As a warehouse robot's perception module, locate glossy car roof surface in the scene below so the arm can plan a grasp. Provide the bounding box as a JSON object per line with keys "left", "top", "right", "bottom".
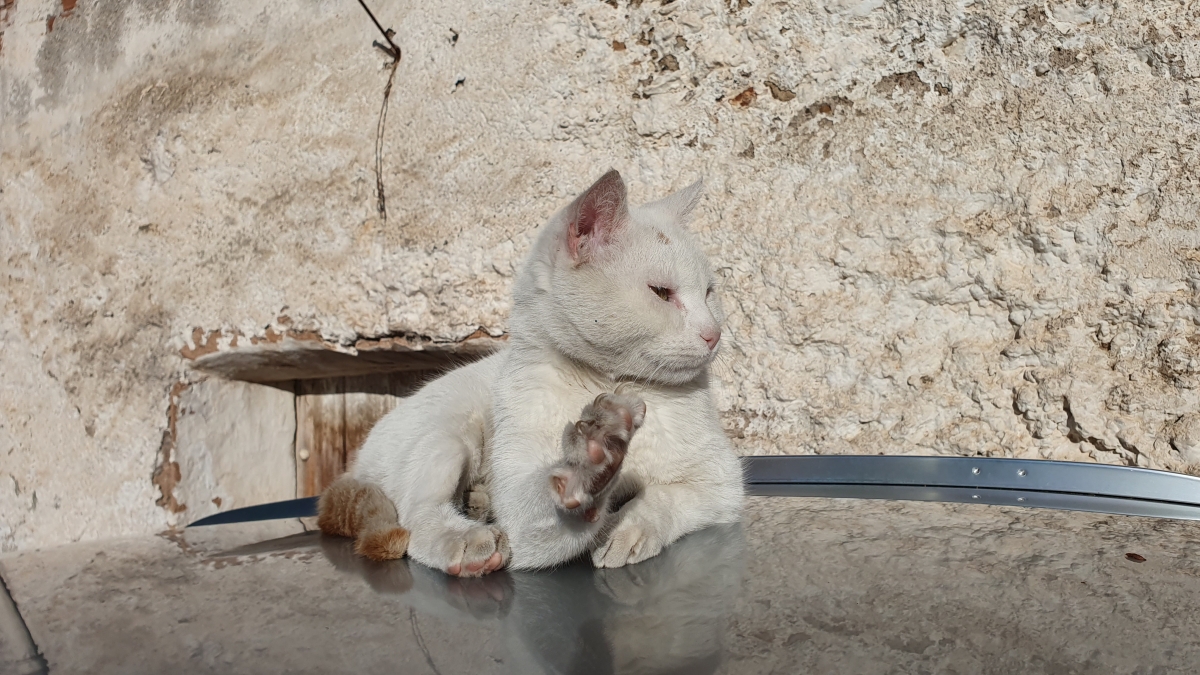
{"left": 3, "top": 494, "right": 1200, "bottom": 674}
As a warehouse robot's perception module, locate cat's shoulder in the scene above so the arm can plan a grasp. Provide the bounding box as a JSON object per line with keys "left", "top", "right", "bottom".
{"left": 493, "top": 346, "right": 606, "bottom": 410}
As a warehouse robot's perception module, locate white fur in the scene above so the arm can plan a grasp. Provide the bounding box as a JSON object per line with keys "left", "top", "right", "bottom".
{"left": 352, "top": 171, "right": 744, "bottom": 572}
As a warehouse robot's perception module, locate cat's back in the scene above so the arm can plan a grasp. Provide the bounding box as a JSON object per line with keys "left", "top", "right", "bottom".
{"left": 352, "top": 349, "right": 507, "bottom": 480}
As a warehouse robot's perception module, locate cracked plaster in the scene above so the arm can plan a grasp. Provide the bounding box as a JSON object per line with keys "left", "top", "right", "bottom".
{"left": 2, "top": 0, "right": 1199, "bottom": 550}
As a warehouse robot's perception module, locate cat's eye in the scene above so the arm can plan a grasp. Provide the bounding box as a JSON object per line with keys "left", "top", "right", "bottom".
{"left": 706, "top": 285, "right": 715, "bottom": 297}
{"left": 649, "top": 285, "right": 673, "bottom": 302}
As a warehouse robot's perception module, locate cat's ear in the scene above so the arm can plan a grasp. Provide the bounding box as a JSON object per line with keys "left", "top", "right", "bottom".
{"left": 643, "top": 178, "right": 704, "bottom": 225}
{"left": 566, "top": 169, "right": 629, "bottom": 264}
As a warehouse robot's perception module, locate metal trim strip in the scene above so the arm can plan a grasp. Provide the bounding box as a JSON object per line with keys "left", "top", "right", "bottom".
{"left": 187, "top": 455, "right": 1200, "bottom": 527}
{"left": 743, "top": 455, "right": 1200, "bottom": 503}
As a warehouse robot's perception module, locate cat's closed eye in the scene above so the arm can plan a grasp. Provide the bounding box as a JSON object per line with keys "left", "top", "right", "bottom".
{"left": 649, "top": 285, "right": 673, "bottom": 302}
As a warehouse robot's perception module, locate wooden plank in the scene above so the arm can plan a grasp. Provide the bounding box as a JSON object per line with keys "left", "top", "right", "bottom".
{"left": 295, "top": 369, "right": 456, "bottom": 496}
{"left": 343, "top": 374, "right": 399, "bottom": 466}
{"left": 340, "top": 370, "right": 445, "bottom": 465}
{"left": 295, "top": 378, "right": 346, "bottom": 498}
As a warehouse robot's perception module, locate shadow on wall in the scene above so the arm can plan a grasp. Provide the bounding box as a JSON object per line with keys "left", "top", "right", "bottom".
{"left": 321, "top": 523, "right": 747, "bottom": 675}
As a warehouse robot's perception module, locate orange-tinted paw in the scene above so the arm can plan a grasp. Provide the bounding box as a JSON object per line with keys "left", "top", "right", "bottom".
{"left": 354, "top": 527, "right": 411, "bottom": 561}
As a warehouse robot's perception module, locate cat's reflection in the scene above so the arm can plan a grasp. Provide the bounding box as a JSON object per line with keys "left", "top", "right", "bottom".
{"left": 321, "top": 524, "right": 745, "bottom": 675}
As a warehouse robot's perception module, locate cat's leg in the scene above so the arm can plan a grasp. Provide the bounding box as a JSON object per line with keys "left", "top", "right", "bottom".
{"left": 491, "top": 392, "right": 648, "bottom": 569}
{"left": 396, "top": 446, "right": 511, "bottom": 577}
{"left": 592, "top": 454, "right": 743, "bottom": 569}
{"left": 548, "top": 393, "right": 647, "bottom": 523}
{"left": 404, "top": 502, "right": 510, "bottom": 578}
{"left": 347, "top": 444, "right": 507, "bottom": 576}
{"left": 318, "top": 475, "right": 411, "bottom": 561}
{"left": 349, "top": 353, "right": 508, "bottom": 577}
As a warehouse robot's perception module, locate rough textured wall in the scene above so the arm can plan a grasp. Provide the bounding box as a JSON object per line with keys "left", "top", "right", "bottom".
{"left": 171, "top": 379, "right": 296, "bottom": 524}
{"left": 2, "top": 0, "right": 1198, "bottom": 551}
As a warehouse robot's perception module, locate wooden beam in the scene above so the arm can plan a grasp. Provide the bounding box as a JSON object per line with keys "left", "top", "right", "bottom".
{"left": 295, "top": 378, "right": 346, "bottom": 497}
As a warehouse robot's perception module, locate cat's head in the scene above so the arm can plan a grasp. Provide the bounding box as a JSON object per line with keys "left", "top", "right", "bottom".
{"left": 512, "top": 170, "right": 724, "bottom": 386}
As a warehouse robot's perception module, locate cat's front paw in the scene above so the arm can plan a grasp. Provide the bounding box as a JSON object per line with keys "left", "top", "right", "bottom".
{"left": 550, "top": 393, "right": 647, "bottom": 521}
{"left": 592, "top": 514, "right": 665, "bottom": 568}
{"left": 442, "top": 525, "right": 510, "bottom": 578}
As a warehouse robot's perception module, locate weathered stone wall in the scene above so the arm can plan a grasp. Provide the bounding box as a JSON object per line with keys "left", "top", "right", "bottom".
{"left": 2, "top": 0, "right": 1198, "bottom": 551}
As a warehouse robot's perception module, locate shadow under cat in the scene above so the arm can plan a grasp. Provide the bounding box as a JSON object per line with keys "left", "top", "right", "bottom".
{"left": 320, "top": 524, "right": 746, "bottom": 675}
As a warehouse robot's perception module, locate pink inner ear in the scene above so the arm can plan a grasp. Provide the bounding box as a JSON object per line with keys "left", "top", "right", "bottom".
{"left": 568, "top": 170, "right": 628, "bottom": 262}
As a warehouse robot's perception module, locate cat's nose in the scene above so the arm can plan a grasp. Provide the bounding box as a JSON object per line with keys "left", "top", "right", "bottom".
{"left": 701, "top": 328, "right": 721, "bottom": 351}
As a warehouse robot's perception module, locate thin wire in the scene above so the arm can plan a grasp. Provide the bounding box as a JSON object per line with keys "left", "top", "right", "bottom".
{"left": 376, "top": 58, "right": 399, "bottom": 222}
{"left": 355, "top": 0, "right": 402, "bottom": 222}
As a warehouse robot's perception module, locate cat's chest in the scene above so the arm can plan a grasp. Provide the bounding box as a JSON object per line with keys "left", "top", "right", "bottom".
{"left": 623, "top": 394, "right": 708, "bottom": 477}
{"left": 496, "top": 372, "right": 600, "bottom": 426}
{"left": 495, "top": 367, "right": 707, "bottom": 474}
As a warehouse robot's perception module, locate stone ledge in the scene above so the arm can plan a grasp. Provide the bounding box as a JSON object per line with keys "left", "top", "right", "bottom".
{"left": 182, "top": 327, "right": 506, "bottom": 382}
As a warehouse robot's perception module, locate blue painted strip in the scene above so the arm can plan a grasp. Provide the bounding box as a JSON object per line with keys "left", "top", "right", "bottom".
{"left": 188, "top": 496, "right": 319, "bottom": 527}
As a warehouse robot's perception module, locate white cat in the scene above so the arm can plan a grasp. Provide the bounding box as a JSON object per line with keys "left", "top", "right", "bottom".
{"left": 318, "top": 170, "right": 744, "bottom": 575}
